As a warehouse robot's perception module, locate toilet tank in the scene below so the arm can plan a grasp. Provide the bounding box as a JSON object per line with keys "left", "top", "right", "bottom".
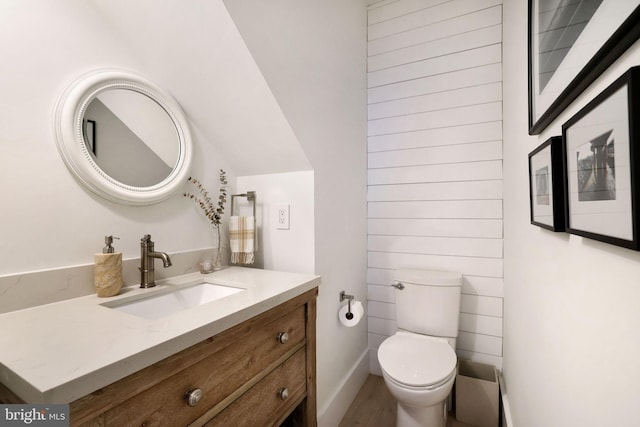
{"left": 393, "top": 269, "right": 462, "bottom": 338}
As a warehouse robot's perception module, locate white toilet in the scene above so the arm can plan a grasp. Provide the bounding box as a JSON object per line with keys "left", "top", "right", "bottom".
{"left": 377, "top": 269, "right": 462, "bottom": 427}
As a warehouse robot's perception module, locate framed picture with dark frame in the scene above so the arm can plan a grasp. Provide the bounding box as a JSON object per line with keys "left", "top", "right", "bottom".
{"left": 83, "top": 119, "right": 96, "bottom": 155}
{"left": 529, "top": 136, "right": 565, "bottom": 231}
{"left": 528, "top": 0, "right": 640, "bottom": 135}
{"left": 562, "top": 67, "right": 640, "bottom": 250}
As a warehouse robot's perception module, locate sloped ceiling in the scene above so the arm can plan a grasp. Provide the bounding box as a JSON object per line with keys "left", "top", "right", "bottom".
{"left": 88, "top": 0, "right": 310, "bottom": 176}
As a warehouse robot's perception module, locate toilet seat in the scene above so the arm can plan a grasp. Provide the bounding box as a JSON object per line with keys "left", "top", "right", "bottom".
{"left": 378, "top": 333, "right": 457, "bottom": 388}
{"left": 382, "top": 365, "right": 456, "bottom": 391}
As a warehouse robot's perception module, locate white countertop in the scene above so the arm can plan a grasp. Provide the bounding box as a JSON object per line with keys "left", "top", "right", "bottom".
{"left": 0, "top": 267, "right": 320, "bottom": 403}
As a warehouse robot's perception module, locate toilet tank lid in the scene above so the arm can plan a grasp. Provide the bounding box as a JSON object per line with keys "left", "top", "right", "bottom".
{"left": 393, "top": 269, "right": 462, "bottom": 287}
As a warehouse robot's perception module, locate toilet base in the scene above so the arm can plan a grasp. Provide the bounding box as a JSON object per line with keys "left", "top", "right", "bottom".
{"left": 397, "top": 400, "right": 447, "bottom": 427}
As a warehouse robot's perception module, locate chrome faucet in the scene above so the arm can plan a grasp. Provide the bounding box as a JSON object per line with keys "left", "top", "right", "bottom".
{"left": 139, "top": 234, "right": 172, "bottom": 288}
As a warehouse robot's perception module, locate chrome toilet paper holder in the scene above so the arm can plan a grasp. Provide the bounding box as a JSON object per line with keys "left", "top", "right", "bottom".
{"left": 340, "top": 291, "right": 355, "bottom": 320}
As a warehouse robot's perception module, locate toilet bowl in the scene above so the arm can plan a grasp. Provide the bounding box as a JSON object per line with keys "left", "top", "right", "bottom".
{"left": 378, "top": 331, "right": 457, "bottom": 427}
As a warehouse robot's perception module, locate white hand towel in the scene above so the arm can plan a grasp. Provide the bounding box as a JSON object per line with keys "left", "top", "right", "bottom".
{"left": 229, "top": 216, "right": 256, "bottom": 265}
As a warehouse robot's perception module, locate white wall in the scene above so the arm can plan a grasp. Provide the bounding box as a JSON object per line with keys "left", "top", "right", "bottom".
{"left": 0, "top": 0, "right": 312, "bottom": 279}
{"left": 367, "top": 0, "right": 504, "bottom": 374}
{"left": 223, "top": 1, "right": 369, "bottom": 425}
{"left": 0, "top": 1, "right": 218, "bottom": 276}
{"left": 236, "top": 172, "right": 315, "bottom": 274}
{"left": 88, "top": 0, "right": 311, "bottom": 177}
{"left": 503, "top": 2, "right": 640, "bottom": 427}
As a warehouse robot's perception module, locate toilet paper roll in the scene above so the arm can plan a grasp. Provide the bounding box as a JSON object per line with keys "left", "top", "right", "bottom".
{"left": 338, "top": 301, "right": 364, "bottom": 327}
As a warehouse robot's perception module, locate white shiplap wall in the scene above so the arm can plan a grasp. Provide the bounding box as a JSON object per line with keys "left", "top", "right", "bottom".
{"left": 367, "top": 0, "right": 504, "bottom": 373}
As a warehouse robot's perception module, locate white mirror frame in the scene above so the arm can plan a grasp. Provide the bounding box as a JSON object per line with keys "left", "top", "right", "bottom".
{"left": 54, "top": 69, "right": 193, "bottom": 205}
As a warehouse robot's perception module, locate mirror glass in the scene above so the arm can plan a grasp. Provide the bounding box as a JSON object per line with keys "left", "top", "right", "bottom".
{"left": 54, "top": 69, "right": 193, "bottom": 205}
{"left": 83, "top": 89, "right": 180, "bottom": 187}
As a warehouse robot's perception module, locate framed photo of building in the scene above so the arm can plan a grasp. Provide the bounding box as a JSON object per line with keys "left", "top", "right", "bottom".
{"left": 529, "top": 136, "right": 565, "bottom": 231}
{"left": 83, "top": 119, "right": 96, "bottom": 155}
{"left": 562, "top": 67, "right": 640, "bottom": 249}
{"left": 528, "top": 0, "right": 640, "bottom": 135}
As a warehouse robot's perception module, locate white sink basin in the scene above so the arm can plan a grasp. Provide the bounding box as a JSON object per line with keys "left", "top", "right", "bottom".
{"left": 104, "top": 282, "right": 245, "bottom": 319}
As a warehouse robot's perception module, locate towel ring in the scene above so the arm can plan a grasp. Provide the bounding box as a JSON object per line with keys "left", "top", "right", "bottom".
{"left": 230, "top": 191, "right": 257, "bottom": 248}
{"left": 230, "top": 191, "right": 256, "bottom": 218}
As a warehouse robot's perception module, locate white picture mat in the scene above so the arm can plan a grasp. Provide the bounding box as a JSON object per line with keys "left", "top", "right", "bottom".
{"left": 532, "top": 0, "right": 639, "bottom": 122}
{"left": 530, "top": 144, "right": 554, "bottom": 226}
{"left": 565, "top": 85, "right": 631, "bottom": 240}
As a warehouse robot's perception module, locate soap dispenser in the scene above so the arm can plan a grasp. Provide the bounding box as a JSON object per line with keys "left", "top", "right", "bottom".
{"left": 94, "top": 235, "right": 123, "bottom": 297}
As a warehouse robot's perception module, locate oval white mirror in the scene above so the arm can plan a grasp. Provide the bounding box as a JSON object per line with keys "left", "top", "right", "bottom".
{"left": 54, "top": 69, "right": 193, "bottom": 205}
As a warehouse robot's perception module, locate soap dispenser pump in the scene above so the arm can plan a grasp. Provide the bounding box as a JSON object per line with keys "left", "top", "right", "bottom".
{"left": 103, "top": 235, "right": 119, "bottom": 253}
{"left": 94, "top": 235, "right": 123, "bottom": 297}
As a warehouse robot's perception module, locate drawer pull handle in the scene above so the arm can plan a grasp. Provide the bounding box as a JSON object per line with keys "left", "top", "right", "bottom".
{"left": 278, "top": 387, "right": 289, "bottom": 401}
{"left": 184, "top": 388, "right": 203, "bottom": 407}
{"left": 277, "top": 332, "right": 289, "bottom": 344}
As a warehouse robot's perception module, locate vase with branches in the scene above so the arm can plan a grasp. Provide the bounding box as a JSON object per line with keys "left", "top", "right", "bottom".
{"left": 184, "top": 169, "right": 228, "bottom": 271}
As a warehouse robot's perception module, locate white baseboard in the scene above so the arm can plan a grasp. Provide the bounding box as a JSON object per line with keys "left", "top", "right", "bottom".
{"left": 317, "top": 348, "right": 370, "bottom": 427}
{"left": 498, "top": 373, "right": 514, "bottom": 427}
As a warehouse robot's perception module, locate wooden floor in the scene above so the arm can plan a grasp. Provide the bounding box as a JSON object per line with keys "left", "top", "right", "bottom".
{"left": 339, "top": 375, "right": 474, "bottom": 427}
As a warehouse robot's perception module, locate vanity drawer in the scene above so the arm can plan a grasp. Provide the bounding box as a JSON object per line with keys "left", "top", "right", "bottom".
{"left": 99, "top": 305, "right": 306, "bottom": 427}
{"left": 204, "top": 347, "right": 306, "bottom": 427}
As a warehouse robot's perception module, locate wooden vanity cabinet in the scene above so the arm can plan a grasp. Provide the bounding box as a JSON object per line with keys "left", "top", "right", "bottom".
{"left": 68, "top": 287, "right": 317, "bottom": 427}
